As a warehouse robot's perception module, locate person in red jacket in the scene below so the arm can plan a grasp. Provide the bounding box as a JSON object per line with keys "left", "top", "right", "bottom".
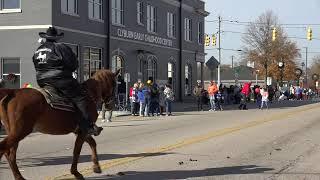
{"left": 239, "top": 82, "right": 252, "bottom": 110}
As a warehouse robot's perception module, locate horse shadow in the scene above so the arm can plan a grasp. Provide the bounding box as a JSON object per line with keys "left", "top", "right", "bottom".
{"left": 86, "top": 165, "right": 274, "bottom": 180}
{"left": 1, "top": 152, "right": 172, "bottom": 168}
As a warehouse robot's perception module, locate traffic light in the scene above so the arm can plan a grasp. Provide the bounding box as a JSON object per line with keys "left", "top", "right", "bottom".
{"left": 205, "top": 34, "right": 210, "bottom": 47}
{"left": 272, "top": 27, "right": 277, "bottom": 41}
{"left": 212, "top": 34, "right": 217, "bottom": 46}
{"left": 307, "top": 27, "right": 312, "bottom": 41}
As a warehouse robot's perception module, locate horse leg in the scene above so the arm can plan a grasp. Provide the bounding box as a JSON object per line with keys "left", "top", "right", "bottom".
{"left": 5, "top": 144, "right": 25, "bottom": 180}
{"left": 70, "top": 134, "right": 86, "bottom": 180}
{"left": 85, "top": 136, "right": 101, "bottom": 173}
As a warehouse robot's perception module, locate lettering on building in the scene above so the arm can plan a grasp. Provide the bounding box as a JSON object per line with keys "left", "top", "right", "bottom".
{"left": 117, "top": 28, "right": 173, "bottom": 47}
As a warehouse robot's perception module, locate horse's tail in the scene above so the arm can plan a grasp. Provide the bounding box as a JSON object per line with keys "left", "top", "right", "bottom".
{"left": 0, "top": 93, "right": 14, "bottom": 131}
{"left": 0, "top": 93, "right": 14, "bottom": 153}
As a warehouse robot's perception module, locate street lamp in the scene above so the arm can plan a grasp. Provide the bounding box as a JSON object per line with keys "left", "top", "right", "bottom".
{"left": 278, "top": 61, "right": 285, "bottom": 87}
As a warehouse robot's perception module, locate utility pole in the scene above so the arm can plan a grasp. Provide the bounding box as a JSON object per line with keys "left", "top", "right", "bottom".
{"left": 305, "top": 47, "right": 308, "bottom": 87}
{"left": 231, "top": 55, "right": 234, "bottom": 70}
{"left": 217, "top": 16, "right": 222, "bottom": 86}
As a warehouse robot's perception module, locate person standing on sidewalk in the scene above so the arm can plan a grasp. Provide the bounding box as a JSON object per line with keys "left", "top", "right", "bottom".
{"left": 164, "top": 84, "right": 174, "bottom": 116}
{"left": 159, "top": 86, "right": 166, "bottom": 115}
{"left": 255, "top": 86, "right": 262, "bottom": 109}
{"left": 208, "top": 81, "right": 218, "bottom": 111}
{"left": 138, "top": 83, "right": 146, "bottom": 117}
{"left": 193, "top": 82, "right": 204, "bottom": 111}
{"left": 260, "top": 87, "right": 269, "bottom": 110}
{"left": 101, "top": 102, "right": 113, "bottom": 123}
{"left": 239, "top": 82, "right": 252, "bottom": 110}
{"left": 130, "top": 83, "right": 139, "bottom": 116}
{"left": 144, "top": 80, "right": 152, "bottom": 116}
{"left": 215, "top": 90, "right": 223, "bottom": 111}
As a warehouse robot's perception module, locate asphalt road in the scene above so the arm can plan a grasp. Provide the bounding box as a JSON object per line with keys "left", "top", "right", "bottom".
{"left": 1, "top": 100, "right": 320, "bottom": 180}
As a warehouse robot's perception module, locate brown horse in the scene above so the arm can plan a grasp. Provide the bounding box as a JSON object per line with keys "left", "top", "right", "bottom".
{"left": 0, "top": 69, "right": 119, "bottom": 180}
{"left": 0, "top": 88, "right": 17, "bottom": 130}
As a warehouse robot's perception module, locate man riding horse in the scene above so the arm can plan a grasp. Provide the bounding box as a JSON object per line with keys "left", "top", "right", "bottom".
{"left": 32, "top": 27, "right": 103, "bottom": 136}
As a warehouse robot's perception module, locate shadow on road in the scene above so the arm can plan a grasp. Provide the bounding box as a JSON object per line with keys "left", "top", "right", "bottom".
{"left": 173, "top": 100, "right": 320, "bottom": 112}
{"left": 0, "top": 152, "right": 172, "bottom": 168}
{"left": 86, "top": 165, "right": 274, "bottom": 180}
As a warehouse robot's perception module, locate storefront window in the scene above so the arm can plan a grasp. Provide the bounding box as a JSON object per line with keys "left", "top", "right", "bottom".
{"left": 83, "top": 47, "right": 102, "bottom": 80}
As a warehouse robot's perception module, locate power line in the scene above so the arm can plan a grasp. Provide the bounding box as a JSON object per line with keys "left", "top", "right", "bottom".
{"left": 205, "top": 31, "right": 320, "bottom": 41}
{"left": 206, "top": 20, "right": 320, "bottom": 26}
{"left": 205, "top": 48, "right": 242, "bottom": 52}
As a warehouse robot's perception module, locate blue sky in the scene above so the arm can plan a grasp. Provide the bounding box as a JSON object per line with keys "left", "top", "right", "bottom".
{"left": 203, "top": 0, "right": 320, "bottom": 67}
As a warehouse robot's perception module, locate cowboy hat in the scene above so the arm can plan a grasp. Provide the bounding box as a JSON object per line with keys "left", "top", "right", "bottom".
{"left": 39, "top": 27, "right": 64, "bottom": 40}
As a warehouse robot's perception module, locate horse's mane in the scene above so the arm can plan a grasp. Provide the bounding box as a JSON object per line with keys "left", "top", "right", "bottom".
{"left": 91, "top": 69, "right": 114, "bottom": 83}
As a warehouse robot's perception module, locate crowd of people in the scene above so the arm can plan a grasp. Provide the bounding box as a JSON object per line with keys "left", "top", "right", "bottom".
{"left": 129, "top": 80, "right": 175, "bottom": 117}
{"left": 193, "top": 81, "right": 319, "bottom": 111}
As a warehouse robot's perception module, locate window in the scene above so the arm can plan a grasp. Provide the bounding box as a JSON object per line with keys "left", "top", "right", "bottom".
{"left": 146, "top": 56, "right": 157, "bottom": 81}
{"left": 1, "top": 58, "right": 20, "bottom": 89}
{"left": 112, "top": 0, "right": 123, "bottom": 25}
{"left": 184, "top": 18, "right": 192, "bottom": 41}
{"left": 147, "top": 5, "right": 156, "bottom": 33}
{"left": 83, "top": 47, "right": 102, "bottom": 80}
{"left": 0, "top": 0, "right": 21, "bottom": 13}
{"left": 198, "top": 22, "right": 203, "bottom": 44}
{"left": 111, "top": 55, "right": 124, "bottom": 76}
{"left": 61, "top": 0, "right": 78, "bottom": 15}
{"left": 167, "top": 12, "right": 175, "bottom": 38}
{"left": 185, "top": 64, "right": 192, "bottom": 96}
{"left": 89, "top": 0, "right": 103, "bottom": 20}
{"left": 139, "top": 55, "right": 157, "bottom": 82}
{"left": 137, "top": 1, "right": 143, "bottom": 25}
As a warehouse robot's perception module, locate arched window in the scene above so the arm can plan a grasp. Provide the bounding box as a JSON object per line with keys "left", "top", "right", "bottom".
{"left": 111, "top": 55, "right": 125, "bottom": 76}
{"left": 146, "top": 55, "right": 157, "bottom": 82}
{"left": 137, "top": 54, "right": 157, "bottom": 83}
{"left": 185, "top": 64, "right": 192, "bottom": 96}
{"left": 168, "top": 62, "right": 175, "bottom": 91}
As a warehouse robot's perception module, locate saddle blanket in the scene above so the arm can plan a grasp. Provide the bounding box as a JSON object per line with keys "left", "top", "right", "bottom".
{"left": 33, "top": 86, "right": 76, "bottom": 112}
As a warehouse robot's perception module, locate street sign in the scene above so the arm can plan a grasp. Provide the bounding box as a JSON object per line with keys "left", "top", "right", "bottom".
{"left": 124, "top": 73, "right": 130, "bottom": 82}
{"left": 205, "top": 56, "right": 219, "bottom": 70}
{"left": 267, "top": 77, "right": 272, "bottom": 85}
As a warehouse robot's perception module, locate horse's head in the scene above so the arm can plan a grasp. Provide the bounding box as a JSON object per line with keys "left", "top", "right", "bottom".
{"left": 86, "top": 69, "right": 120, "bottom": 109}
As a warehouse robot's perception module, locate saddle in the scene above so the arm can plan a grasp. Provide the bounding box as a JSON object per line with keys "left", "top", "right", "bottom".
{"left": 34, "top": 86, "right": 76, "bottom": 112}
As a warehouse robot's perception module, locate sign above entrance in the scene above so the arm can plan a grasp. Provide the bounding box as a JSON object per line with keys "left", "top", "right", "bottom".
{"left": 117, "top": 28, "right": 173, "bottom": 47}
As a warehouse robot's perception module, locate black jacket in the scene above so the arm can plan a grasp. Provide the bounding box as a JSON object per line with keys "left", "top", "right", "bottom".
{"left": 32, "top": 42, "right": 78, "bottom": 81}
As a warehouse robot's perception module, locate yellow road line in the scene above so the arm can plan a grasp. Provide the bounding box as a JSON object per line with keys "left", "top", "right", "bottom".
{"left": 47, "top": 103, "right": 320, "bottom": 180}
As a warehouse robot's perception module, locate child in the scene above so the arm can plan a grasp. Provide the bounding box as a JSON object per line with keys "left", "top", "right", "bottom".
{"left": 260, "top": 88, "right": 269, "bottom": 110}
{"left": 215, "top": 90, "right": 223, "bottom": 111}
{"left": 130, "top": 83, "right": 139, "bottom": 116}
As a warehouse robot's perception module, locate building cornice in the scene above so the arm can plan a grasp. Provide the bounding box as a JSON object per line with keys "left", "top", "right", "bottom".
{"left": 161, "top": 0, "right": 209, "bottom": 16}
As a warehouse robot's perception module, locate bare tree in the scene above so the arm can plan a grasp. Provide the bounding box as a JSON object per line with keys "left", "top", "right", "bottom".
{"left": 310, "top": 55, "right": 320, "bottom": 74}
{"left": 241, "top": 11, "right": 300, "bottom": 85}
